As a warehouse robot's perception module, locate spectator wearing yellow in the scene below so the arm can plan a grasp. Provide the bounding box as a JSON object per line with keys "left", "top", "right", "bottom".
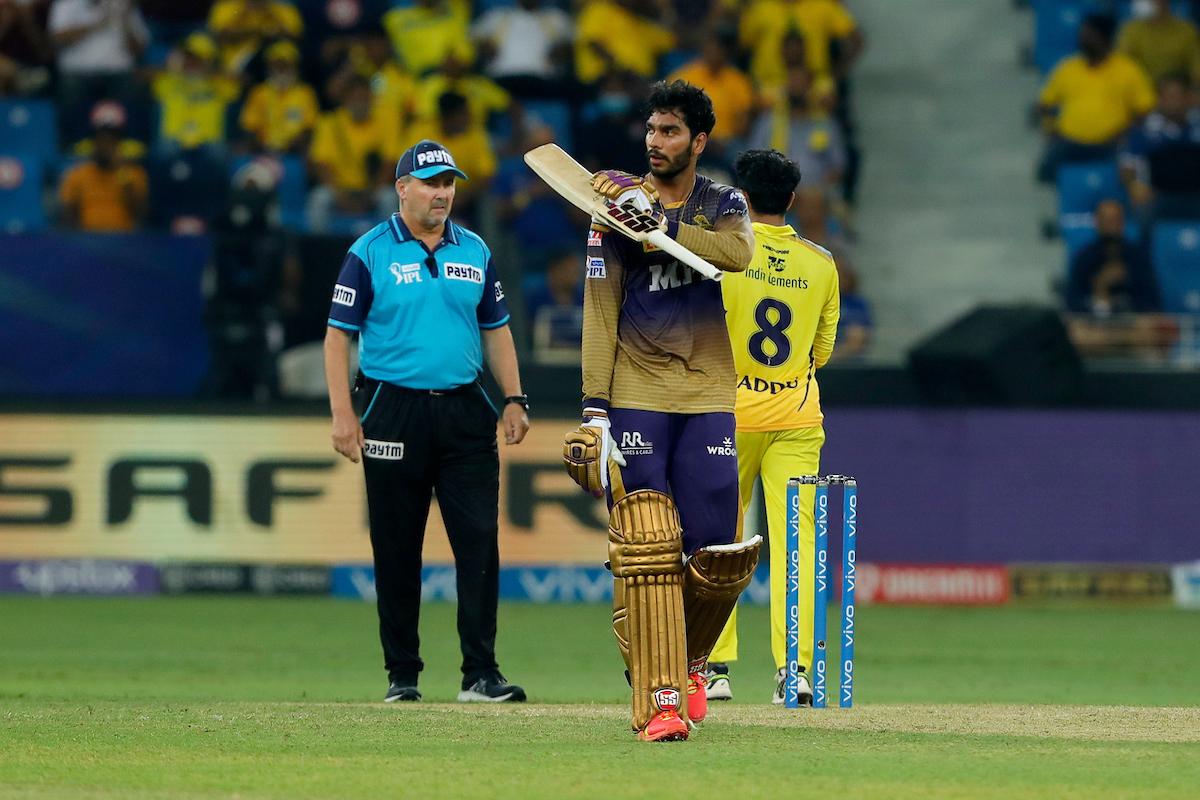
{"left": 749, "top": 66, "right": 846, "bottom": 194}
{"left": 383, "top": 0, "right": 473, "bottom": 76}
{"left": 240, "top": 41, "right": 318, "bottom": 154}
{"left": 59, "top": 102, "right": 148, "bottom": 232}
{"left": 207, "top": 0, "right": 303, "bottom": 75}
{"left": 307, "top": 73, "right": 394, "bottom": 232}
{"left": 667, "top": 31, "right": 755, "bottom": 144}
{"left": 152, "top": 33, "right": 240, "bottom": 154}
{"left": 414, "top": 54, "right": 511, "bottom": 131}
{"left": 406, "top": 92, "right": 497, "bottom": 224}
{"left": 575, "top": 0, "right": 675, "bottom": 85}
{"left": 1118, "top": 0, "right": 1200, "bottom": 84}
{"left": 756, "top": 30, "right": 836, "bottom": 116}
{"left": 738, "top": 0, "right": 862, "bottom": 89}
{"left": 1037, "top": 14, "right": 1155, "bottom": 181}
{"left": 325, "top": 32, "right": 418, "bottom": 160}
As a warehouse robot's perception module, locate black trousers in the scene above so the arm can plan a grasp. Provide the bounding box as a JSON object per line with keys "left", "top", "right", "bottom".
{"left": 357, "top": 377, "right": 501, "bottom": 687}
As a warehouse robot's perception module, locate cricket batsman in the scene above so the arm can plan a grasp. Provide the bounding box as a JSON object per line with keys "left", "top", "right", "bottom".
{"left": 706, "top": 149, "right": 840, "bottom": 705}
{"left": 561, "top": 80, "right": 762, "bottom": 742}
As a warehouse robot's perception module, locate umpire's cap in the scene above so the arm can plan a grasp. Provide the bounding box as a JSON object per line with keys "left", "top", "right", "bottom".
{"left": 395, "top": 139, "right": 469, "bottom": 181}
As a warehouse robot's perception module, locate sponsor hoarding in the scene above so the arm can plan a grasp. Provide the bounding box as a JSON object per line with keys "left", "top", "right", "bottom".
{"left": 856, "top": 564, "right": 1010, "bottom": 606}
{"left": 332, "top": 564, "right": 775, "bottom": 605}
{"left": 0, "top": 415, "right": 608, "bottom": 565}
{"left": 0, "top": 559, "right": 159, "bottom": 595}
{"left": 1171, "top": 562, "right": 1200, "bottom": 609}
{"left": 1010, "top": 565, "right": 1173, "bottom": 600}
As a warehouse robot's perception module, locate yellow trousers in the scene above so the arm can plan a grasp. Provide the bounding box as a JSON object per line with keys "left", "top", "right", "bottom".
{"left": 709, "top": 425, "right": 824, "bottom": 670}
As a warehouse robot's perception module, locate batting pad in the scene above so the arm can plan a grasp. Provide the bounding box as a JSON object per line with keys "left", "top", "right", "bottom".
{"left": 609, "top": 490, "right": 687, "bottom": 731}
{"left": 683, "top": 535, "right": 763, "bottom": 669}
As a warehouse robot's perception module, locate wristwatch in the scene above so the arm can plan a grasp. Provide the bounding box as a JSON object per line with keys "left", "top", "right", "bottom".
{"left": 504, "top": 394, "right": 529, "bottom": 411}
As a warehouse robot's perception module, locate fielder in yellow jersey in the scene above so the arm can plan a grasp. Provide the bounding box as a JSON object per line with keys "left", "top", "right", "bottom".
{"left": 707, "top": 149, "right": 840, "bottom": 705}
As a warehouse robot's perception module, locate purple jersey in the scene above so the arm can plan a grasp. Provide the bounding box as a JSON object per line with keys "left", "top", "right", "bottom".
{"left": 581, "top": 175, "right": 749, "bottom": 414}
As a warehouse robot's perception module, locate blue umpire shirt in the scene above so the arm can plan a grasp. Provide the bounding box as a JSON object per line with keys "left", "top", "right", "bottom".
{"left": 327, "top": 213, "right": 510, "bottom": 389}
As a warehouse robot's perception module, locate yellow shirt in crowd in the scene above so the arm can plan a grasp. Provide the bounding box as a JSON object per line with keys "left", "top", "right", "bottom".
{"left": 739, "top": 0, "right": 857, "bottom": 88}
{"left": 240, "top": 81, "right": 319, "bottom": 152}
{"left": 575, "top": 0, "right": 675, "bottom": 84}
{"left": 372, "top": 62, "right": 419, "bottom": 158}
{"left": 414, "top": 73, "right": 511, "bottom": 130}
{"left": 722, "top": 222, "right": 840, "bottom": 432}
{"left": 58, "top": 161, "right": 149, "bottom": 232}
{"left": 667, "top": 60, "right": 756, "bottom": 141}
{"left": 207, "top": 0, "right": 304, "bottom": 74}
{"left": 309, "top": 108, "right": 390, "bottom": 192}
{"left": 152, "top": 73, "right": 240, "bottom": 149}
{"left": 1117, "top": 16, "right": 1200, "bottom": 83}
{"left": 382, "top": 0, "right": 472, "bottom": 75}
{"left": 1039, "top": 53, "right": 1156, "bottom": 144}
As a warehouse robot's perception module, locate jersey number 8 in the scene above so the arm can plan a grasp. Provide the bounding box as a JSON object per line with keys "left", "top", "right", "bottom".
{"left": 748, "top": 298, "right": 793, "bottom": 367}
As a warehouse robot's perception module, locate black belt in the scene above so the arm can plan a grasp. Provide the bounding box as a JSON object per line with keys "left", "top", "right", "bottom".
{"left": 359, "top": 373, "right": 475, "bottom": 397}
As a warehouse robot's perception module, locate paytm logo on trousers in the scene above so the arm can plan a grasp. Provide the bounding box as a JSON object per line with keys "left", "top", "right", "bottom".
{"left": 363, "top": 439, "right": 404, "bottom": 460}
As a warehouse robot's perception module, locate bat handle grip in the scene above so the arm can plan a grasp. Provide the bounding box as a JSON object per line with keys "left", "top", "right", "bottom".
{"left": 647, "top": 231, "right": 724, "bottom": 282}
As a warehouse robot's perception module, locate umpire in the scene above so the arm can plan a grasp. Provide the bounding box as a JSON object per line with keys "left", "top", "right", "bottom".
{"left": 324, "top": 139, "right": 530, "bottom": 703}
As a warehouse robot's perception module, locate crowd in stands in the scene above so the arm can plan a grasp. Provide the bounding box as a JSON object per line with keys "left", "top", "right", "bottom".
{"left": 1030, "top": 0, "right": 1200, "bottom": 362}
{"left": 0, "top": 0, "right": 875, "bottom": 394}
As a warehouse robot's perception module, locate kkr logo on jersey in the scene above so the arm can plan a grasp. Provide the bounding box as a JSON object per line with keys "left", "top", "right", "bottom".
{"left": 332, "top": 284, "right": 356, "bottom": 306}
{"left": 445, "top": 262, "right": 483, "bottom": 284}
{"left": 390, "top": 263, "right": 422, "bottom": 285}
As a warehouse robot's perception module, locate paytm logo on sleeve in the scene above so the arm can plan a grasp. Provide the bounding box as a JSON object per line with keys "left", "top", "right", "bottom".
{"left": 332, "top": 284, "right": 356, "bottom": 306}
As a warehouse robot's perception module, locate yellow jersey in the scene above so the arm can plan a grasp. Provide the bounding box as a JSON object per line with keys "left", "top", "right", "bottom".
{"left": 722, "top": 222, "right": 839, "bottom": 431}
{"left": 1039, "top": 54, "right": 1156, "bottom": 144}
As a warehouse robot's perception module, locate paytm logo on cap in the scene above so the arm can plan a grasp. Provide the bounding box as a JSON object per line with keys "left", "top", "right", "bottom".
{"left": 416, "top": 149, "right": 456, "bottom": 167}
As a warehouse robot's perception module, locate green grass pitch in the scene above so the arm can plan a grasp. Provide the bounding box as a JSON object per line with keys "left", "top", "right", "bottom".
{"left": 2, "top": 597, "right": 1198, "bottom": 799}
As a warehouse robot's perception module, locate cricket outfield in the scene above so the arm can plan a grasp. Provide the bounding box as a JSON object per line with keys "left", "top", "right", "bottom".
{"left": 2, "top": 598, "right": 1197, "bottom": 799}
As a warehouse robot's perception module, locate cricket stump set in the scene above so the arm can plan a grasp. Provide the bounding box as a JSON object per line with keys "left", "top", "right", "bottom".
{"left": 786, "top": 475, "right": 858, "bottom": 709}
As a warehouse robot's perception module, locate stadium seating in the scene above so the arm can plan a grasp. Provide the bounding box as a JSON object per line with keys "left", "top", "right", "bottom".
{"left": 1056, "top": 161, "right": 1123, "bottom": 219}
{"left": 522, "top": 99, "right": 573, "bottom": 152}
{"left": 0, "top": 154, "right": 45, "bottom": 232}
{"left": 229, "top": 154, "right": 309, "bottom": 231}
{"left": 0, "top": 100, "right": 58, "bottom": 166}
{"left": 1031, "top": 0, "right": 1091, "bottom": 74}
{"left": 1151, "top": 222, "right": 1200, "bottom": 313}
{"left": 148, "top": 149, "right": 229, "bottom": 229}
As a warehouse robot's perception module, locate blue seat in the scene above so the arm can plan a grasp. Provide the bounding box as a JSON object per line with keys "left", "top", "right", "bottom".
{"left": 229, "top": 153, "right": 309, "bottom": 230}
{"left": 0, "top": 154, "right": 45, "bottom": 232}
{"left": 522, "top": 99, "right": 572, "bottom": 152}
{"left": 0, "top": 100, "right": 57, "bottom": 165}
{"left": 660, "top": 49, "right": 698, "bottom": 76}
{"left": 1151, "top": 222, "right": 1200, "bottom": 313}
{"left": 1114, "top": 0, "right": 1191, "bottom": 21}
{"left": 1031, "top": 0, "right": 1090, "bottom": 74}
{"left": 1057, "top": 160, "right": 1122, "bottom": 218}
{"left": 149, "top": 149, "right": 229, "bottom": 227}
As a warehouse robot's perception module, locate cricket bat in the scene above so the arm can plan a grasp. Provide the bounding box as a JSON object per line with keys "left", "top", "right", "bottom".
{"left": 523, "top": 143, "right": 723, "bottom": 282}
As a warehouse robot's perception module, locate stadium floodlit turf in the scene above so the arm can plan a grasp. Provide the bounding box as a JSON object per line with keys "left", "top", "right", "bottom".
{"left": 2, "top": 597, "right": 1198, "bottom": 799}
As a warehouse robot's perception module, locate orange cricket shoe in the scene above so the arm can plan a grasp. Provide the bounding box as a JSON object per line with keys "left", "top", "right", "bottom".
{"left": 686, "top": 670, "right": 708, "bottom": 724}
{"left": 638, "top": 710, "right": 689, "bottom": 742}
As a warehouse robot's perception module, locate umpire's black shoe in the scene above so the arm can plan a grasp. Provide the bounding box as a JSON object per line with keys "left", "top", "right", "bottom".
{"left": 457, "top": 671, "right": 526, "bottom": 703}
{"left": 384, "top": 680, "right": 421, "bottom": 703}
